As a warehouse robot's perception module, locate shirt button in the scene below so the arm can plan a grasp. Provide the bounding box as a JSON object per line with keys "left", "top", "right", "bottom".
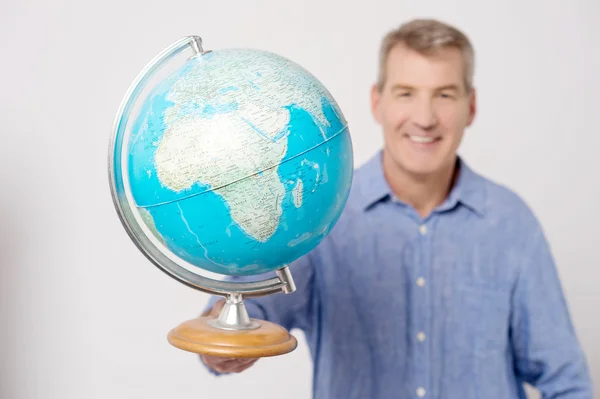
{"left": 416, "top": 277, "right": 425, "bottom": 287}
{"left": 417, "top": 387, "right": 426, "bottom": 397}
{"left": 419, "top": 224, "right": 427, "bottom": 235}
{"left": 417, "top": 331, "right": 426, "bottom": 342}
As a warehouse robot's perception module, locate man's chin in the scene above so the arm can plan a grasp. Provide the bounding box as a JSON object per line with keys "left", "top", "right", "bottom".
{"left": 384, "top": 149, "right": 454, "bottom": 179}
{"left": 400, "top": 160, "right": 448, "bottom": 179}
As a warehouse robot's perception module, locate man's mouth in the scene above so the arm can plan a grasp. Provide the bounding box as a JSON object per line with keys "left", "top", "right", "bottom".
{"left": 406, "top": 135, "right": 441, "bottom": 144}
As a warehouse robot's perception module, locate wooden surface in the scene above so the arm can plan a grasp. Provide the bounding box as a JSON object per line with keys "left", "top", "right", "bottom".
{"left": 167, "top": 316, "right": 297, "bottom": 358}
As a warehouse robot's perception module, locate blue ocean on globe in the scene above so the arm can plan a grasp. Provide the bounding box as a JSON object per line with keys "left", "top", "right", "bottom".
{"left": 124, "top": 48, "right": 353, "bottom": 276}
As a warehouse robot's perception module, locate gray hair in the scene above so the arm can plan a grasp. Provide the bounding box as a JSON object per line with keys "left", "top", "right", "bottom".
{"left": 376, "top": 19, "right": 475, "bottom": 92}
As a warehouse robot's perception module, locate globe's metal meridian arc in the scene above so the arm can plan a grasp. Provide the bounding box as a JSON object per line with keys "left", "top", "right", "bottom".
{"left": 107, "top": 35, "right": 296, "bottom": 301}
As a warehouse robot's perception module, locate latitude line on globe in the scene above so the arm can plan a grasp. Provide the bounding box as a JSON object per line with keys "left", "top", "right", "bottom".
{"left": 139, "top": 123, "right": 350, "bottom": 209}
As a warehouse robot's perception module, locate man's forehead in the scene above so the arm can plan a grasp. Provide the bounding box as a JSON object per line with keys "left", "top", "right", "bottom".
{"left": 388, "top": 43, "right": 463, "bottom": 62}
{"left": 385, "top": 45, "right": 465, "bottom": 86}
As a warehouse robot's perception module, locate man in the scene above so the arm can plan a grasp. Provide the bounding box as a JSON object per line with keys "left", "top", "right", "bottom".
{"left": 200, "top": 19, "right": 593, "bottom": 398}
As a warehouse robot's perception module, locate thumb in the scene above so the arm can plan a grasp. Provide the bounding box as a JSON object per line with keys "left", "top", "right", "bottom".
{"left": 202, "top": 298, "right": 225, "bottom": 317}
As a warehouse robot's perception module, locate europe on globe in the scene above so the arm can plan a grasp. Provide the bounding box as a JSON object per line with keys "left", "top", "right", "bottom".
{"left": 122, "top": 45, "right": 353, "bottom": 277}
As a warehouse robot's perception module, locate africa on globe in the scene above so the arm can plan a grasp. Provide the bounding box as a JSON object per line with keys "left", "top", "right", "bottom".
{"left": 122, "top": 44, "right": 353, "bottom": 277}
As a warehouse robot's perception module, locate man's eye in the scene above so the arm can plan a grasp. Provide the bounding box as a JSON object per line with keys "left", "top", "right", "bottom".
{"left": 396, "top": 92, "right": 411, "bottom": 97}
{"left": 439, "top": 92, "right": 454, "bottom": 99}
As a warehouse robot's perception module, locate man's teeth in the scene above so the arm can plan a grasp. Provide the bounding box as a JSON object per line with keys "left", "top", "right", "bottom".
{"left": 408, "top": 135, "right": 436, "bottom": 143}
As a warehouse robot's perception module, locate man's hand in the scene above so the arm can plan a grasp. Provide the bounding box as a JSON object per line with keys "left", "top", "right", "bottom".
{"left": 199, "top": 299, "right": 259, "bottom": 374}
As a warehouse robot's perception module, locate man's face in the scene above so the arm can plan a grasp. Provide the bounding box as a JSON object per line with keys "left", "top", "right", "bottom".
{"left": 371, "top": 44, "right": 476, "bottom": 177}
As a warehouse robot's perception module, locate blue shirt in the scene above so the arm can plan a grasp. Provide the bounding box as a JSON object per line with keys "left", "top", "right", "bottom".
{"left": 204, "top": 151, "right": 593, "bottom": 398}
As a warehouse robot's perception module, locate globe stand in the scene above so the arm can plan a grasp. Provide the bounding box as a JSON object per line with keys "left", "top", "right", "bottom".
{"left": 167, "top": 268, "right": 298, "bottom": 358}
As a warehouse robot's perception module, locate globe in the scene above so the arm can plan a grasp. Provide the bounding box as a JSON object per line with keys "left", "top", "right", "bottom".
{"left": 113, "top": 44, "right": 353, "bottom": 279}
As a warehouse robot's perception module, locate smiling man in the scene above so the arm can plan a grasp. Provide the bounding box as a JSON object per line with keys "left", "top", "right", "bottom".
{"left": 200, "top": 19, "right": 593, "bottom": 398}
{"left": 372, "top": 29, "right": 476, "bottom": 218}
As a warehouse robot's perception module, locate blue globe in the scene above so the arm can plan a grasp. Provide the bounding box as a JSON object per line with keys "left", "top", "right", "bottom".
{"left": 115, "top": 47, "right": 353, "bottom": 277}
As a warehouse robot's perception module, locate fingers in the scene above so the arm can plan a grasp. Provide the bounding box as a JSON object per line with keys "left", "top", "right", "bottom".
{"left": 217, "top": 358, "right": 258, "bottom": 373}
{"left": 202, "top": 355, "right": 258, "bottom": 374}
{"left": 211, "top": 359, "right": 257, "bottom": 374}
{"left": 228, "top": 359, "right": 257, "bottom": 373}
{"left": 210, "top": 299, "right": 226, "bottom": 316}
{"left": 201, "top": 298, "right": 226, "bottom": 317}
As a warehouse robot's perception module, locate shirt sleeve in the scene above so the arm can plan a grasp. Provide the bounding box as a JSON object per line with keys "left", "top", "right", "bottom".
{"left": 510, "top": 225, "right": 594, "bottom": 398}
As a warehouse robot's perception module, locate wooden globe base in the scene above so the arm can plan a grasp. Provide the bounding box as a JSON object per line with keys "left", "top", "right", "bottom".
{"left": 167, "top": 316, "right": 297, "bottom": 358}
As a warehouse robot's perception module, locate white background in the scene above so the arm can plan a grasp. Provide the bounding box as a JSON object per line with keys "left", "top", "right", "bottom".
{"left": 1, "top": 0, "right": 598, "bottom": 398}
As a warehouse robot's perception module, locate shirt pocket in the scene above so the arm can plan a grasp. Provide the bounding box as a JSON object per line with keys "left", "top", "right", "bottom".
{"left": 450, "top": 282, "right": 512, "bottom": 355}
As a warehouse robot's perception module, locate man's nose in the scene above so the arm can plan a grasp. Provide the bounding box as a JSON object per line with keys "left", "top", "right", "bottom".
{"left": 411, "top": 99, "right": 438, "bottom": 129}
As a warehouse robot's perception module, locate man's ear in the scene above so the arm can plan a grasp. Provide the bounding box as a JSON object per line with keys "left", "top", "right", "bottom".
{"left": 371, "top": 84, "right": 382, "bottom": 124}
{"left": 466, "top": 87, "right": 477, "bottom": 126}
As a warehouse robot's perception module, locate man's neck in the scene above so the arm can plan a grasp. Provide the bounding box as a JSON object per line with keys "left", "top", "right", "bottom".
{"left": 382, "top": 151, "right": 459, "bottom": 218}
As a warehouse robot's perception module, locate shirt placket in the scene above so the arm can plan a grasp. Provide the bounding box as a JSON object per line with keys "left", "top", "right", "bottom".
{"left": 414, "top": 218, "right": 432, "bottom": 398}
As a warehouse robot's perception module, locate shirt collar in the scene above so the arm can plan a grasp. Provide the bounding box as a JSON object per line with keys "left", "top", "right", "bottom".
{"left": 358, "top": 150, "right": 486, "bottom": 216}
